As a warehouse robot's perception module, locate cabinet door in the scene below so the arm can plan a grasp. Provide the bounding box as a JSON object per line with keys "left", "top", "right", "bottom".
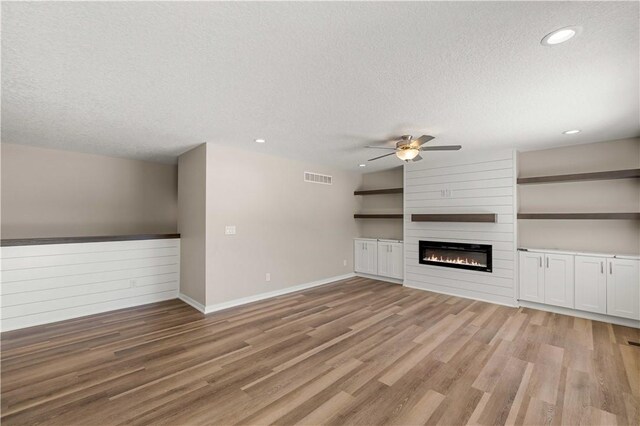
{"left": 519, "top": 252, "right": 544, "bottom": 303}
{"left": 354, "top": 241, "right": 366, "bottom": 273}
{"left": 544, "top": 254, "right": 575, "bottom": 308}
{"left": 574, "top": 256, "right": 607, "bottom": 314}
{"left": 377, "top": 243, "right": 391, "bottom": 278}
{"left": 607, "top": 258, "right": 640, "bottom": 320}
{"left": 389, "top": 243, "right": 404, "bottom": 279}
{"left": 365, "top": 241, "right": 378, "bottom": 275}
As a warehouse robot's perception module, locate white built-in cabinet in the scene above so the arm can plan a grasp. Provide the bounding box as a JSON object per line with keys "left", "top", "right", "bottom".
{"left": 519, "top": 250, "right": 640, "bottom": 320}
{"left": 543, "top": 254, "right": 574, "bottom": 308}
{"left": 354, "top": 238, "right": 403, "bottom": 281}
{"left": 574, "top": 256, "right": 607, "bottom": 314}
{"left": 519, "top": 252, "right": 574, "bottom": 308}
{"left": 377, "top": 240, "right": 404, "bottom": 280}
{"left": 354, "top": 239, "right": 378, "bottom": 276}
{"left": 607, "top": 258, "right": 640, "bottom": 320}
{"left": 519, "top": 251, "right": 545, "bottom": 303}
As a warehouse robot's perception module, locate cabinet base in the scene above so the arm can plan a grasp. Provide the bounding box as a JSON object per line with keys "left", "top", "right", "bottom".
{"left": 519, "top": 300, "right": 640, "bottom": 329}
{"left": 355, "top": 272, "right": 403, "bottom": 285}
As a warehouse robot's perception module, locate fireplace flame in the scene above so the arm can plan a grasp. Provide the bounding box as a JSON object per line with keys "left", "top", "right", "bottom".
{"left": 425, "top": 254, "right": 484, "bottom": 267}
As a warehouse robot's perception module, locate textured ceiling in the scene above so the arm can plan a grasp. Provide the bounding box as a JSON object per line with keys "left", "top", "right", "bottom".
{"left": 2, "top": 1, "right": 638, "bottom": 171}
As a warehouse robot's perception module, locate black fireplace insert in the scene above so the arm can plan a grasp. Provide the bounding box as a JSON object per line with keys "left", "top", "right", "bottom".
{"left": 419, "top": 240, "right": 492, "bottom": 272}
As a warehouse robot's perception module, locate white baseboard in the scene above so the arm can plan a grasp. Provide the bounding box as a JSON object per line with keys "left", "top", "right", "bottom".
{"left": 402, "top": 284, "right": 640, "bottom": 328}
{"left": 178, "top": 292, "right": 207, "bottom": 313}
{"left": 403, "top": 283, "right": 519, "bottom": 308}
{"left": 519, "top": 300, "right": 640, "bottom": 328}
{"left": 354, "top": 273, "right": 403, "bottom": 285}
{"left": 180, "top": 273, "right": 356, "bottom": 315}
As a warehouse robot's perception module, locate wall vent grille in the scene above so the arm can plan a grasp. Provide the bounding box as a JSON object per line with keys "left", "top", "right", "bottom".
{"left": 304, "top": 172, "right": 332, "bottom": 185}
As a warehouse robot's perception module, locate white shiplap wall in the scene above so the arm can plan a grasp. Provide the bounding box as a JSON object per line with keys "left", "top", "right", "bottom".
{"left": 404, "top": 149, "right": 517, "bottom": 306}
{"left": 1, "top": 238, "right": 180, "bottom": 331}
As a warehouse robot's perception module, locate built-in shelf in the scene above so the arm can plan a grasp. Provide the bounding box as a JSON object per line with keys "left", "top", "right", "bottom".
{"left": 517, "top": 168, "right": 640, "bottom": 184}
{"left": 354, "top": 214, "right": 403, "bottom": 219}
{"left": 518, "top": 213, "right": 640, "bottom": 220}
{"left": 411, "top": 214, "right": 497, "bottom": 223}
{"left": 354, "top": 188, "right": 403, "bottom": 195}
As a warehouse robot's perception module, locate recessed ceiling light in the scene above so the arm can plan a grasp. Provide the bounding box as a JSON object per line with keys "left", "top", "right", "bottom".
{"left": 359, "top": 164, "right": 366, "bottom": 167}
{"left": 541, "top": 26, "right": 581, "bottom": 46}
{"left": 563, "top": 129, "right": 581, "bottom": 135}
{"left": 254, "top": 138, "right": 266, "bottom": 143}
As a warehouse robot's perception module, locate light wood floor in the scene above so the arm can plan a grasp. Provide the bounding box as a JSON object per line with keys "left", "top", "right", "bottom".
{"left": 1, "top": 277, "right": 639, "bottom": 425}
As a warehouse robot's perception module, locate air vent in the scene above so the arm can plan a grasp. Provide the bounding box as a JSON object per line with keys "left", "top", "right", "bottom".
{"left": 304, "top": 172, "right": 332, "bottom": 185}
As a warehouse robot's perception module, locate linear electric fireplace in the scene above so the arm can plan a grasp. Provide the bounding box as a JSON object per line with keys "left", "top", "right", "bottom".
{"left": 419, "top": 240, "right": 492, "bottom": 272}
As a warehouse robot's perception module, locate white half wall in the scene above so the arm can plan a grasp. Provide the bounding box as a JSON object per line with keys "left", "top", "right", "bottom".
{"left": 0, "top": 238, "right": 180, "bottom": 331}
{"left": 403, "top": 149, "right": 517, "bottom": 306}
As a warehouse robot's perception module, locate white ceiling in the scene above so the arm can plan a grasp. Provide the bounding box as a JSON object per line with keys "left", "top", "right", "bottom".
{"left": 2, "top": 1, "right": 638, "bottom": 171}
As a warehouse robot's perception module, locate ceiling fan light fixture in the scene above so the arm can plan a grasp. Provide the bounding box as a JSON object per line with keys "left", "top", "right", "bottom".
{"left": 396, "top": 148, "right": 420, "bottom": 161}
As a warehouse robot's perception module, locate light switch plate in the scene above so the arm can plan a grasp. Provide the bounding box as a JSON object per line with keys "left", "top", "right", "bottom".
{"left": 225, "top": 225, "right": 236, "bottom": 235}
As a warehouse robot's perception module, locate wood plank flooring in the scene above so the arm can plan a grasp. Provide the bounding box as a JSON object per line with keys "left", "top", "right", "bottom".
{"left": 1, "top": 276, "right": 639, "bottom": 425}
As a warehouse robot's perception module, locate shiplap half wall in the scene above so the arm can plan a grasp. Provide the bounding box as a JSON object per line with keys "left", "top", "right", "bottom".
{"left": 404, "top": 149, "right": 517, "bottom": 306}
{"left": 0, "top": 238, "right": 180, "bottom": 331}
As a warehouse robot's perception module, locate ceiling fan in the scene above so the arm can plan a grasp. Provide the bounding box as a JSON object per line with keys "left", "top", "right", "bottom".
{"left": 366, "top": 135, "right": 461, "bottom": 162}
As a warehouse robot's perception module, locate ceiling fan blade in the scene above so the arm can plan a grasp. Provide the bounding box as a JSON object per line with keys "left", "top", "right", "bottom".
{"left": 365, "top": 146, "right": 396, "bottom": 150}
{"left": 415, "top": 135, "right": 435, "bottom": 146}
{"left": 368, "top": 152, "right": 397, "bottom": 161}
{"left": 420, "top": 145, "right": 462, "bottom": 151}
{"left": 412, "top": 154, "right": 423, "bottom": 162}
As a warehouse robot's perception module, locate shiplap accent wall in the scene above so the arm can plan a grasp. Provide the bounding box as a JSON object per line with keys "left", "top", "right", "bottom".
{"left": 404, "top": 149, "right": 517, "bottom": 306}
{"left": 1, "top": 238, "right": 180, "bottom": 331}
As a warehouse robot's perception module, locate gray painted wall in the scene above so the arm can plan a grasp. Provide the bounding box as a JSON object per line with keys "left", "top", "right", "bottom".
{"left": 204, "top": 143, "right": 361, "bottom": 306}
{"left": 177, "top": 144, "right": 207, "bottom": 305}
{"left": 1, "top": 143, "right": 177, "bottom": 239}
{"left": 177, "top": 143, "right": 361, "bottom": 308}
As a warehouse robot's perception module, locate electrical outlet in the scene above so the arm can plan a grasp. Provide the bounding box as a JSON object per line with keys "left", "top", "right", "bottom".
{"left": 225, "top": 225, "right": 236, "bottom": 235}
{"left": 265, "top": 273, "right": 271, "bottom": 282}
{"left": 343, "top": 259, "right": 347, "bottom": 266}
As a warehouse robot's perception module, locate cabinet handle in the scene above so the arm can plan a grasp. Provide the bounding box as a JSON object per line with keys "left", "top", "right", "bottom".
{"left": 539, "top": 257, "right": 542, "bottom": 268}
{"left": 609, "top": 262, "right": 613, "bottom": 275}
{"left": 546, "top": 257, "right": 549, "bottom": 268}
{"left": 600, "top": 261, "right": 604, "bottom": 274}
